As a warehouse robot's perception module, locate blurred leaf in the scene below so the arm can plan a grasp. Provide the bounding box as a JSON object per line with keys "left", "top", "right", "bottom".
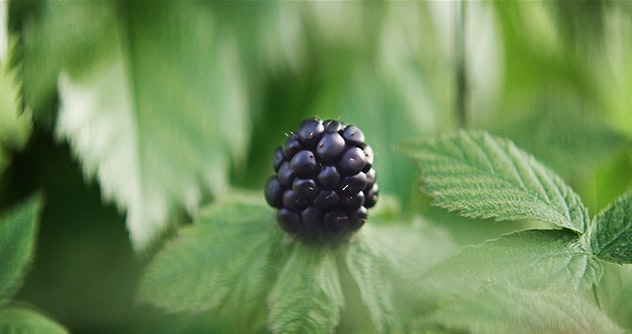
{"left": 420, "top": 230, "right": 602, "bottom": 298}
{"left": 345, "top": 229, "right": 401, "bottom": 333}
{"left": 420, "top": 283, "right": 623, "bottom": 334}
{"left": 0, "top": 60, "right": 31, "bottom": 175}
{"left": 0, "top": 194, "right": 42, "bottom": 300}
{"left": 598, "top": 263, "right": 632, "bottom": 330}
{"left": 7, "top": 0, "right": 119, "bottom": 127}
{"left": 0, "top": 306, "right": 67, "bottom": 334}
{"left": 403, "top": 131, "right": 589, "bottom": 233}
{"left": 589, "top": 190, "right": 632, "bottom": 264}
{"left": 138, "top": 191, "right": 284, "bottom": 331}
{"left": 268, "top": 243, "right": 344, "bottom": 334}
{"left": 55, "top": 2, "right": 251, "bottom": 251}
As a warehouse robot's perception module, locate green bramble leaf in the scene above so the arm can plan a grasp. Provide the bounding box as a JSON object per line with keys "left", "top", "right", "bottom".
{"left": 589, "top": 190, "right": 632, "bottom": 264}
{"left": 345, "top": 227, "right": 401, "bottom": 333}
{"left": 420, "top": 283, "right": 623, "bottom": 334}
{"left": 0, "top": 306, "right": 68, "bottom": 334}
{"left": 54, "top": 2, "right": 251, "bottom": 252}
{"left": 420, "top": 230, "right": 602, "bottom": 298}
{"left": 403, "top": 131, "right": 589, "bottom": 233}
{"left": 138, "top": 191, "right": 284, "bottom": 331}
{"left": 0, "top": 194, "right": 43, "bottom": 301}
{"left": 268, "top": 243, "right": 344, "bottom": 334}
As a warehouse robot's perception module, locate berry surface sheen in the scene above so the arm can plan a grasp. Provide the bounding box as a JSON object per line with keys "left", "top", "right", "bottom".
{"left": 264, "top": 118, "right": 378, "bottom": 242}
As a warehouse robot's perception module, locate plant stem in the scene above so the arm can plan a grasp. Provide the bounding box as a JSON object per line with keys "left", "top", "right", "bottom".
{"left": 455, "top": 0, "right": 467, "bottom": 129}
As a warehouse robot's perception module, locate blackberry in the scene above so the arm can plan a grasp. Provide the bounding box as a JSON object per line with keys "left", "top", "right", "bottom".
{"left": 264, "top": 117, "right": 378, "bottom": 242}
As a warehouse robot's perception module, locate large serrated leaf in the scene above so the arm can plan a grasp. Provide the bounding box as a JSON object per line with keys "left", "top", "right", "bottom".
{"left": 0, "top": 307, "right": 68, "bottom": 334}
{"left": 419, "top": 230, "right": 602, "bottom": 299}
{"left": 345, "top": 228, "right": 401, "bottom": 333}
{"left": 138, "top": 192, "right": 284, "bottom": 328}
{"left": 404, "top": 131, "right": 589, "bottom": 233}
{"left": 0, "top": 194, "right": 42, "bottom": 300}
{"left": 420, "top": 283, "right": 623, "bottom": 334}
{"left": 589, "top": 190, "right": 632, "bottom": 263}
{"left": 55, "top": 3, "right": 251, "bottom": 251}
{"left": 268, "top": 243, "right": 344, "bottom": 334}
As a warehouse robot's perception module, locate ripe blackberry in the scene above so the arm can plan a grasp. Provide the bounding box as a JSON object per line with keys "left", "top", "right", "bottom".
{"left": 264, "top": 118, "right": 378, "bottom": 242}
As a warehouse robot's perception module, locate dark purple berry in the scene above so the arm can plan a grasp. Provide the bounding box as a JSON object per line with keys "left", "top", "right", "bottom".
{"left": 265, "top": 117, "right": 378, "bottom": 242}
{"left": 364, "top": 183, "right": 379, "bottom": 208}
{"left": 341, "top": 192, "right": 365, "bottom": 211}
{"left": 277, "top": 208, "right": 301, "bottom": 233}
{"left": 277, "top": 161, "right": 295, "bottom": 188}
{"left": 349, "top": 207, "right": 368, "bottom": 230}
{"left": 265, "top": 177, "right": 283, "bottom": 208}
{"left": 339, "top": 172, "right": 368, "bottom": 195}
{"left": 292, "top": 178, "right": 320, "bottom": 200}
{"left": 363, "top": 145, "right": 374, "bottom": 172}
{"left": 283, "top": 190, "right": 309, "bottom": 213}
{"left": 283, "top": 133, "right": 302, "bottom": 158}
{"left": 338, "top": 147, "right": 367, "bottom": 175}
{"left": 318, "top": 165, "right": 341, "bottom": 189}
{"left": 314, "top": 190, "right": 340, "bottom": 211}
{"left": 323, "top": 119, "right": 344, "bottom": 133}
{"left": 342, "top": 125, "right": 365, "bottom": 148}
{"left": 272, "top": 147, "right": 285, "bottom": 172}
{"left": 301, "top": 207, "right": 323, "bottom": 238}
{"left": 324, "top": 210, "right": 349, "bottom": 234}
{"left": 316, "top": 133, "right": 346, "bottom": 163}
{"left": 298, "top": 118, "right": 324, "bottom": 146}
{"left": 290, "top": 150, "right": 320, "bottom": 178}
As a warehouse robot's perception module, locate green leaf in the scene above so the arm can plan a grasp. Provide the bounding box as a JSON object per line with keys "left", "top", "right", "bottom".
{"left": 0, "top": 307, "right": 68, "bottom": 334}
{"left": 0, "top": 194, "right": 43, "bottom": 300}
{"left": 589, "top": 190, "right": 632, "bottom": 263}
{"left": 55, "top": 3, "right": 251, "bottom": 251}
{"left": 345, "top": 228, "right": 401, "bottom": 333}
{"left": 421, "top": 283, "right": 623, "bottom": 334}
{"left": 404, "top": 131, "right": 589, "bottom": 233}
{"left": 268, "top": 243, "right": 344, "bottom": 334}
{"left": 138, "top": 191, "right": 284, "bottom": 329}
{"left": 420, "top": 230, "right": 602, "bottom": 298}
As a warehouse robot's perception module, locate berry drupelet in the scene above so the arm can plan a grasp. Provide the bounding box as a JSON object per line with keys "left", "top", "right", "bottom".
{"left": 265, "top": 118, "right": 378, "bottom": 242}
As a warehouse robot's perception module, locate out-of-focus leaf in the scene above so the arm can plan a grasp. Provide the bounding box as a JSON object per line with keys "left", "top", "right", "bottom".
{"left": 268, "top": 243, "right": 344, "bottom": 334}
{"left": 138, "top": 192, "right": 284, "bottom": 332}
{"left": 56, "top": 2, "right": 251, "bottom": 251}
{"left": 0, "top": 60, "right": 31, "bottom": 175}
{"left": 0, "top": 194, "right": 42, "bottom": 301}
{"left": 598, "top": 263, "right": 632, "bottom": 330}
{"left": 0, "top": 306, "right": 68, "bottom": 334}
{"left": 403, "top": 131, "right": 589, "bottom": 233}
{"left": 420, "top": 283, "right": 623, "bottom": 334}
{"left": 589, "top": 190, "right": 632, "bottom": 264}
{"left": 419, "top": 230, "right": 602, "bottom": 299}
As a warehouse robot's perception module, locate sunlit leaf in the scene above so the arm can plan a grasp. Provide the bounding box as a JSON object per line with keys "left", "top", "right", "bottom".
{"left": 421, "top": 283, "right": 623, "bottom": 334}
{"left": 404, "top": 131, "right": 589, "bottom": 233}
{"left": 0, "top": 306, "right": 68, "bottom": 334}
{"left": 589, "top": 190, "right": 632, "bottom": 264}
{"left": 0, "top": 194, "right": 42, "bottom": 300}
{"left": 138, "top": 192, "right": 284, "bottom": 330}
{"left": 55, "top": 2, "right": 251, "bottom": 251}
{"left": 268, "top": 243, "right": 344, "bottom": 334}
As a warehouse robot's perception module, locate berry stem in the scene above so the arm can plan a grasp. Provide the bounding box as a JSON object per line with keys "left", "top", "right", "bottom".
{"left": 455, "top": 0, "right": 468, "bottom": 129}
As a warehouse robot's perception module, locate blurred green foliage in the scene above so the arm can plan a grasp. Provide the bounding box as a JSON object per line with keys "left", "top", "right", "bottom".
{"left": 1, "top": 0, "right": 632, "bottom": 332}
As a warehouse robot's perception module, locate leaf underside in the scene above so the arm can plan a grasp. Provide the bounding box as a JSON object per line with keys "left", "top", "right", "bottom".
{"left": 419, "top": 229, "right": 602, "bottom": 298}
{"left": 0, "top": 307, "right": 68, "bottom": 334}
{"left": 590, "top": 190, "right": 632, "bottom": 264}
{"left": 138, "top": 193, "right": 284, "bottom": 328}
{"left": 404, "top": 131, "right": 589, "bottom": 233}
{"left": 268, "top": 243, "right": 344, "bottom": 334}
{"left": 0, "top": 194, "right": 42, "bottom": 300}
{"left": 422, "top": 283, "right": 623, "bottom": 334}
